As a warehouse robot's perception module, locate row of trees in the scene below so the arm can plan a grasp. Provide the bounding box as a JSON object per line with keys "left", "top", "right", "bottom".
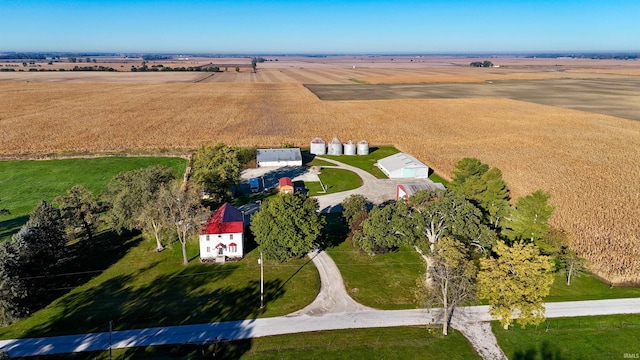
{"left": 0, "top": 144, "right": 246, "bottom": 326}
{"left": 340, "top": 158, "right": 576, "bottom": 334}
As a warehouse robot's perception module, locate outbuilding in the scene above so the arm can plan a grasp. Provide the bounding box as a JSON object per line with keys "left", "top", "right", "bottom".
{"left": 256, "top": 148, "right": 302, "bottom": 167}
{"left": 199, "top": 203, "right": 244, "bottom": 262}
{"left": 396, "top": 182, "right": 446, "bottom": 200}
{"left": 376, "top": 153, "right": 430, "bottom": 178}
{"left": 279, "top": 177, "right": 294, "bottom": 194}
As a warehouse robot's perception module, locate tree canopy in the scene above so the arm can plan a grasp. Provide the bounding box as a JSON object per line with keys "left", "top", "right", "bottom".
{"left": 503, "top": 190, "right": 555, "bottom": 242}
{"left": 191, "top": 143, "right": 242, "bottom": 203}
{"left": 105, "top": 165, "right": 175, "bottom": 233}
{"left": 251, "top": 193, "right": 325, "bottom": 261}
{"left": 478, "top": 240, "right": 553, "bottom": 329}
{"left": 54, "top": 184, "right": 102, "bottom": 241}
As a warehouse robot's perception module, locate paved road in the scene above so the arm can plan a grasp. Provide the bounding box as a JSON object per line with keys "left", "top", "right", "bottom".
{"left": 2, "top": 299, "right": 639, "bottom": 357}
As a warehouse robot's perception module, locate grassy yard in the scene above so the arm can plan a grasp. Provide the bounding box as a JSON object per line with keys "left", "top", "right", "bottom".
{"left": 493, "top": 314, "right": 640, "bottom": 360}
{"left": 546, "top": 272, "right": 640, "bottom": 302}
{"left": 305, "top": 168, "right": 363, "bottom": 196}
{"left": 320, "top": 145, "right": 399, "bottom": 179}
{"left": 326, "top": 239, "right": 424, "bottom": 310}
{"left": 0, "top": 230, "right": 319, "bottom": 340}
{"left": 0, "top": 157, "right": 187, "bottom": 241}
{"left": 18, "top": 326, "right": 480, "bottom": 359}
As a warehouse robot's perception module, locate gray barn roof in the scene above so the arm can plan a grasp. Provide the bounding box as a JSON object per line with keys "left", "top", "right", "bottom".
{"left": 377, "top": 153, "right": 428, "bottom": 173}
{"left": 256, "top": 148, "right": 302, "bottom": 163}
{"left": 399, "top": 182, "right": 446, "bottom": 197}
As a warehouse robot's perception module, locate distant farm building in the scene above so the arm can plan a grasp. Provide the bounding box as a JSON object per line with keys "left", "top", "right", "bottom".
{"left": 199, "top": 203, "right": 244, "bottom": 263}
{"left": 279, "top": 177, "right": 294, "bottom": 194}
{"left": 376, "top": 153, "right": 430, "bottom": 178}
{"left": 256, "top": 148, "right": 302, "bottom": 167}
{"left": 310, "top": 137, "right": 326, "bottom": 155}
{"left": 396, "top": 182, "right": 446, "bottom": 200}
{"left": 327, "top": 137, "right": 343, "bottom": 155}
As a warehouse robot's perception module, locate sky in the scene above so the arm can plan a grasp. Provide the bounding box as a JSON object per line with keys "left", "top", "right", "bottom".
{"left": 1, "top": 0, "right": 638, "bottom": 54}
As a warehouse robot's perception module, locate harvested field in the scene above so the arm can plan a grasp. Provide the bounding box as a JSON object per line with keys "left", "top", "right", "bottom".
{"left": 306, "top": 78, "right": 640, "bottom": 122}
{"left": 0, "top": 81, "right": 638, "bottom": 284}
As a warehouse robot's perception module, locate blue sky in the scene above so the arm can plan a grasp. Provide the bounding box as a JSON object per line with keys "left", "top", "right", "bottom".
{"left": 1, "top": 0, "right": 638, "bottom": 53}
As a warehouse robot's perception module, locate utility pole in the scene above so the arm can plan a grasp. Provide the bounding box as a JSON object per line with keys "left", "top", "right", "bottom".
{"left": 258, "top": 251, "right": 264, "bottom": 309}
{"left": 109, "top": 320, "right": 113, "bottom": 360}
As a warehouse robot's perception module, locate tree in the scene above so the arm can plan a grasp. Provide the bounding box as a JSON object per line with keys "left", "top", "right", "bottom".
{"left": 341, "top": 194, "right": 370, "bottom": 228}
{"left": 191, "top": 144, "right": 242, "bottom": 203}
{"left": 251, "top": 193, "right": 325, "bottom": 261}
{"left": 105, "top": 165, "right": 175, "bottom": 233}
{"left": 55, "top": 185, "right": 102, "bottom": 241}
{"left": 503, "top": 190, "right": 555, "bottom": 242}
{"left": 137, "top": 188, "right": 171, "bottom": 252}
{"left": 160, "top": 182, "right": 207, "bottom": 265}
{"left": 0, "top": 240, "right": 26, "bottom": 326}
{"left": 20, "top": 200, "right": 68, "bottom": 263}
{"left": 358, "top": 202, "right": 409, "bottom": 255}
{"left": 418, "top": 238, "right": 476, "bottom": 335}
{"left": 450, "top": 158, "right": 510, "bottom": 229}
{"left": 478, "top": 241, "right": 553, "bottom": 329}
{"left": 540, "top": 229, "right": 585, "bottom": 286}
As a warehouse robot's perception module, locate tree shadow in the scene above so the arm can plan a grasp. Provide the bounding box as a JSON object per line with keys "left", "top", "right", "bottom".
{"left": 0, "top": 214, "right": 29, "bottom": 240}
{"left": 512, "top": 340, "right": 569, "bottom": 360}
{"left": 318, "top": 212, "right": 349, "bottom": 249}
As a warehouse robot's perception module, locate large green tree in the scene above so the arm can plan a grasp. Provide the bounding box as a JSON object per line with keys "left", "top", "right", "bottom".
{"left": 478, "top": 240, "right": 554, "bottom": 329}
{"left": 251, "top": 193, "right": 325, "bottom": 261}
{"left": 503, "top": 190, "right": 555, "bottom": 242}
{"left": 341, "top": 194, "right": 370, "bottom": 228}
{"left": 105, "top": 165, "right": 175, "bottom": 233}
{"left": 450, "top": 158, "right": 510, "bottom": 229}
{"left": 191, "top": 144, "right": 241, "bottom": 203}
{"left": 55, "top": 185, "right": 102, "bottom": 241}
{"left": 0, "top": 241, "right": 25, "bottom": 326}
{"left": 358, "top": 202, "right": 409, "bottom": 255}
{"left": 160, "top": 182, "right": 208, "bottom": 265}
{"left": 418, "top": 237, "right": 476, "bottom": 335}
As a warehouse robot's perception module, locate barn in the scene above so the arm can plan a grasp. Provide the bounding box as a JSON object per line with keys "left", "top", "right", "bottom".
{"left": 376, "top": 153, "right": 430, "bottom": 178}
{"left": 199, "top": 203, "right": 244, "bottom": 263}
{"left": 396, "top": 182, "right": 446, "bottom": 200}
{"left": 256, "top": 148, "right": 302, "bottom": 167}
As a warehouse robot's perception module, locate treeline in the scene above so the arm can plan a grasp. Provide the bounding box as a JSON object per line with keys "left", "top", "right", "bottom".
{"left": 0, "top": 53, "right": 46, "bottom": 60}
{"left": 23, "top": 66, "right": 118, "bottom": 72}
{"left": 0, "top": 144, "right": 248, "bottom": 327}
{"left": 470, "top": 61, "right": 494, "bottom": 67}
{"left": 131, "top": 64, "right": 221, "bottom": 72}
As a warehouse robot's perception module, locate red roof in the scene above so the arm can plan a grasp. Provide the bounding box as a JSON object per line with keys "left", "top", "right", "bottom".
{"left": 200, "top": 203, "right": 244, "bottom": 234}
{"left": 279, "top": 177, "right": 293, "bottom": 188}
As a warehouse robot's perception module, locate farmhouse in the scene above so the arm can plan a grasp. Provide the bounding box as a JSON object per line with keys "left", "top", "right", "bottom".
{"left": 199, "top": 203, "right": 244, "bottom": 263}
{"left": 256, "top": 148, "right": 303, "bottom": 167}
{"left": 279, "top": 177, "right": 294, "bottom": 194}
{"left": 396, "top": 182, "right": 446, "bottom": 200}
{"left": 376, "top": 153, "right": 430, "bottom": 178}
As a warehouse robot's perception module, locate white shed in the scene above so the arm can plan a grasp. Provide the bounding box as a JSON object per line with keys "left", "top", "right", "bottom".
{"left": 256, "top": 148, "right": 303, "bottom": 167}
{"left": 376, "top": 153, "right": 430, "bottom": 178}
{"left": 396, "top": 182, "right": 446, "bottom": 200}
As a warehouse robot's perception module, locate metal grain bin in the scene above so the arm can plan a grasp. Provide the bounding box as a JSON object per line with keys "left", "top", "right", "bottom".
{"left": 344, "top": 140, "right": 356, "bottom": 155}
{"left": 328, "top": 137, "right": 343, "bottom": 155}
{"left": 357, "top": 140, "right": 370, "bottom": 155}
{"left": 310, "top": 137, "right": 326, "bottom": 155}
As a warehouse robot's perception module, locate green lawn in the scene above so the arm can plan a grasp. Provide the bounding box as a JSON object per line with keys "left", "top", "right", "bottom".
{"left": 0, "top": 157, "right": 188, "bottom": 241}
{"left": 18, "top": 326, "right": 480, "bottom": 359}
{"left": 305, "top": 168, "right": 362, "bottom": 196}
{"left": 545, "top": 272, "right": 640, "bottom": 302}
{"left": 0, "top": 230, "right": 319, "bottom": 340}
{"left": 326, "top": 239, "right": 424, "bottom": 309}
{"left": 320, "top": 145, "right": 399, "bottom": 179}
{"left": 493, "top": 314, "right": 640, "bottom": 360}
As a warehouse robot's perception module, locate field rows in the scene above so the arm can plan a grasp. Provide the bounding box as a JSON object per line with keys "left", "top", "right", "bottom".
{"left": 0, "top": 82, "right": 639, "bottom": 283}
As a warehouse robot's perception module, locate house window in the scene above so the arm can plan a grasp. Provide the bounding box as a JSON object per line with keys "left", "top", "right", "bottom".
{"left": 206, "top": 247, "right": 210, "bottom": 253}
{"left": 206, "top": 235, "right": 210, "bottom": 241}
{"left": 229, "top": 244, "right": 237, "bottom": 253}
{"left": 230, "top": 234, "right": 234, "bottom": 240}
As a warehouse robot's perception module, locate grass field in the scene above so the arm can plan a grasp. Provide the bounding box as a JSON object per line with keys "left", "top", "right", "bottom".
{"left": 493, "top": 314, "right": 640, "bottom": 360}
{"left": 0, "top": 230, "right": 319, "bottom": 340}
{"left": 1, "top": 68, "right": 639, "bottom": 284}
{"left": 0, "top": 157, "right": 187, "bottom": 241}
{"left": 326, "top": 239, "right": 424, "bottom": 309}
{"left": 545, "top": 272, "right": 640, "bottom": 302}
{"left": 321, "top": 146, "right": 399, "bottom": 178}
{"left": 14, "top": 326, "right": 480, "bottom": 359}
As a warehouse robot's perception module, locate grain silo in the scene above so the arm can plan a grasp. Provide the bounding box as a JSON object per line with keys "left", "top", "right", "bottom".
{"left": 344, "top": 140, "right": 356, "bottom": 155}
{"left": 328, "top": 137, "right": 343, "bottom": 155}
{"left": 357, "top": 140, "right": 370, "bottom": 155}
{"left": 309, "top": 137, "right": 326, "bottom": 155}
